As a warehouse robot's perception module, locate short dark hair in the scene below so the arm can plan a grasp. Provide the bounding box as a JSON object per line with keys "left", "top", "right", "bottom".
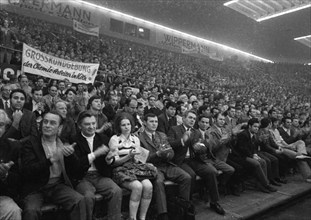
{"left": 198, "top": 114, "right": 209, "bottom": 122}
{"left": 260, "top": 118, "right": 271, "bottom": 129}
{"left": 198, "top": 105, "right": 209, "bottom": 115}
{"left": 10, "top": 89, "right": 26, "bottom": 100}
{"left": 192, "top": 100, "right": 198, "bottom": 106}
{"left": 77, "top": 110, "right": 95, "bottom": 125}
{"left": 144, "top": 113, "right": 157, "bottom": 122}
{"left": 43, "top": 110, "right": 64, "bottom": 126}
{"left": 248, "top": 118, "right": 259, "bottom": 127}
{"left": 87, "top": 95, "right": 102, "bottom": 110}
{"left": 165, "top": 100, "right": 177, "bottom": 109}
{"left": 65, "top": 88, "right": 77, "bottom": 96}
{"left": 113, "top": 112, "right": 135, "bottom": 134}
{"left": 31, "top": 86, "right": 43, "bottom": 94}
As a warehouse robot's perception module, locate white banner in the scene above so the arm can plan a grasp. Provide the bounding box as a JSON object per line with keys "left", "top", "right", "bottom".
{"left": 22, "top": 43, "right": 99, "bottom": 84}
{"left": 156, "top": 32, "right": 198, "bottom": 50}
{"left": 73, "top": 20, "right": 99, "bottom": 37}
{"left": 181, "top": 46, "right": 199, "bottom": 54}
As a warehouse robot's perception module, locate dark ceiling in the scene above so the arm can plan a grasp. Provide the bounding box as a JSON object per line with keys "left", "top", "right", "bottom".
{"left": 91, "top": 0, "right": 310, "bottom": 63}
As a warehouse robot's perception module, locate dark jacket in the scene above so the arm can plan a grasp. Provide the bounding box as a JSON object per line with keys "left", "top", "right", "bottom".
{"left": 0, "top": 138, "right": 21, "bottom": 198}
{"left": 139, "top": 130, "right": 175, "bottom": 167}
{"left": 278, "top": 127, "right": 299, "bottom": 144}
{"left": 67, "top": 132, "right": 112, "bottom": 186}
{"left": 3, "top": 108, "right": 38, "bottom": 143}
{"left": 157, "top": 113, "right": 177, "bottom": 135}
{"left": 233, "top": 129, "right": 258, "bottom": 159}
{"left": 20, "top": 136, "right": 72, "bottom": 197}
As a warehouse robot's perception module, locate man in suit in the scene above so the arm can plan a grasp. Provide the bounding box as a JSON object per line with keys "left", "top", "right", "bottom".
{"left": 0, "top": 83, "right": 11, "bottom": 110}
{"left": 69, "top": 111, "right": 122, "bottom": 220}
{"left": 102, "top": 95, "right": 119, "bottom": 122}
{"left": 139, "top": 113, "right": 191, "bottom": 220}
{"left": 167, "top": 110, "right": 226, "bottom": 215}
{"left": 21, "top": 111, "right": 87, "bottom": 220}
{"left": 24, "top": 87, "right": 49, "bottom": 125}
{"left": 3, "top": 89, "right": 38, "bottom": 143}
{"left": 144, "top": 95, "right": 162, "bottom": 116}
{"left": 233, "top": 118, "right": 277, "bottom": 193}
{"left": 278, "top": 117, "right": 307, "bottom": 152}
{"left": 157, "top": 101, "right": 177, "bottom": 135}
{"left": 225, "top": 107, "right": 237, "bottom": 128}
{"left": 0, "top": 109, "right": 22, "bottom": 220}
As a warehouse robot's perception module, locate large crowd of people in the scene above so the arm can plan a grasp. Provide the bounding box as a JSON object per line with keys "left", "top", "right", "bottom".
{"left": 1, "top": 9, "right": 311, "bottom": 220}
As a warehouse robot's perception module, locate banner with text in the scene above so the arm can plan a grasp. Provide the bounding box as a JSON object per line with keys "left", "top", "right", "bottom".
{"left": 73, "top": 20, "right": 99, "bottom": 37}
{"left": 5, "top": 0, "right": 99, "bottom": 26}
{"left": 22, "top": 43, "right": 99, "bottom": 84}
{"left": 156, "top": 32, "right": 199, "bottom": 50}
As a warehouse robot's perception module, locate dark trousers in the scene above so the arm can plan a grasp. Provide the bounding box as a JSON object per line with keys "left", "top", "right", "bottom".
{"left": 258, "top": 152, "right": 280, "bottom": 181}
{"left": 23, "top": 182, "right": 86, "bottom": 220}
{"left": 75, "top": 172, "right": 122, "bottom": 220}
{"left": 153, "top": 165, "right": 191, "bottom": 215}
{"left": 244, "top": 157, "right": 269, "bottom": 187}
{"left": 182, "top": 158, "right": 233, "bottom": 203}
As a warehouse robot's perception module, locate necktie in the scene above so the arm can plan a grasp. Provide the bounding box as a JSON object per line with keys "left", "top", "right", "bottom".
{"left": 4, "top": 100, "right": 9, "bottom": 110}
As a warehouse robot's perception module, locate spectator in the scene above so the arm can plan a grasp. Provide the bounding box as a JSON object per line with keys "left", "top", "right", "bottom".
{"left": 157, "top": 100, "right": 177, "bottom": 134}
{"left": 21, "top": 111, "right": 87, "bottom": 220}
{"left": 108, "top": 113, "right": 153, "bottom": 220}
{"left": 70, "top": 111, "right": 123, "bottom": 220}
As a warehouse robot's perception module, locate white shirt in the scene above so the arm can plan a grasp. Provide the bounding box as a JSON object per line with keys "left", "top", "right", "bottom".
{"left": 82, "top": 133, "right": 97, "bottom": 171}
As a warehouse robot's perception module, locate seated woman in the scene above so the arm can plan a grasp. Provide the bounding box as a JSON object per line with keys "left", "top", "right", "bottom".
{"left": 107, "top": 113, "right": 154, "bottom": 220}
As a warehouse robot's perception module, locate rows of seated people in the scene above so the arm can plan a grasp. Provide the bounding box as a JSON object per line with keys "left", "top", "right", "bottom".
{"left": 1, "top": 73, "right": 311, "bottom": 220}
{"left": 0, "top": 10, "right": 311, "bottom": 109}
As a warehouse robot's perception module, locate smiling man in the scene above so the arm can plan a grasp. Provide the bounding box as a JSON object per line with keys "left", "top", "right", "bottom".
{"left": 3, "top": 89, "right": 38, "bottom": 143}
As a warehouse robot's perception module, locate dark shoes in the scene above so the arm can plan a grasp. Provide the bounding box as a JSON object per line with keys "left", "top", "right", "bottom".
{"left": 270, "top": 180, "right": 282, "bottom": 186}
{"left": 275, "top": 177, "right": 287, "bottom": 184}
{"left": 157, "top": 213, "right": 169, "bottom": 220}
{"left": 266, "top": 184, "right": 277, "bottom": 192}
{"left": 210, "top": 202, "right": 225, "bottom": 215}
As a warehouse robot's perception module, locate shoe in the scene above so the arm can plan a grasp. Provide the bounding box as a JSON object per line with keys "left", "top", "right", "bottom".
{"left": 306, "top": 179, "right": 311, "bottom": 183}
{"left": 257, "top": 184, "right": 270, "bottom": 193}
{"left": 157, "top": 213, "right": 169, "bottom": 220}
{"left": 210, "top": 202, "right": 225, "bottom": 215}
{"left": 270, "top": 180, "right": 282, "bottom": 186}
{"left": 296, "top": 155, "right": 311, "bottom": 160}
{"left": 266, "top": 184, "right": 277, "bottom": 192}
{"left": 275, "top": 178, "right": 287, "bottom": 184}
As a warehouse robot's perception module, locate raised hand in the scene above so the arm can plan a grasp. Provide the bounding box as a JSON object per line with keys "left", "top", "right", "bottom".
{"left": 62, "top": 143, "right": 76, "bottom": 157}
{"left": 93, "top": 145, "right": 110, "bottom": 158}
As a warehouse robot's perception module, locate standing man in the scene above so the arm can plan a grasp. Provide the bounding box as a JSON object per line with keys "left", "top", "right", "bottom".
{"left": 21, "top": 111, "right": 87, "bottom": 220}
{"left": 140, "top": 113, "right": 191, "bottom": 220}
{"left": 70, "top": 111, "right": 122, "bottom": 220}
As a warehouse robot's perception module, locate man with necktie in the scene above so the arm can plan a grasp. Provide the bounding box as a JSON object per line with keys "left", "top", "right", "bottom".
{"left": 167, "top": 110, "right": 227, "bottom": 215}
{"left": 140, "top": 113, "right": 191, "bottom": 220}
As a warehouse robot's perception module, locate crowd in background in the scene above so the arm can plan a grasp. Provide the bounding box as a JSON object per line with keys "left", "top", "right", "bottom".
{"left": 1, "top": 9, "right": 311, "bottom": 220}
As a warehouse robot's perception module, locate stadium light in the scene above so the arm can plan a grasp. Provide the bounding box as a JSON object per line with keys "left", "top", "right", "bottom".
{"left": 224, "top": 0, "right": 239, "bottom": 7}
{"left": 294, "top": 35, "right": 311, "bottom": 41}
{"left": 75, "top": 0, "right": 273, "bottom": 63}
{"left": 256, "top": 3, "right": 311, "bottom": 22}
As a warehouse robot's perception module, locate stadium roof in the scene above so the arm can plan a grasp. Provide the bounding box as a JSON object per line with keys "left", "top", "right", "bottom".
{"left": 85, "top": 0, "right": 311, "bottom": 64}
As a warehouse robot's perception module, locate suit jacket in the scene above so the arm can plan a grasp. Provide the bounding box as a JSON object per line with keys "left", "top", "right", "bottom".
{"left": 233, "top": 129, "right": 258, "bottom": 160}
{"left": 167, "top": 125, "right": 197, "bottom": 165}
{"left": 21, "top": 136, "right": 72, "bottom": 197}
{"left": 3, "top": 108, "right": 38, "bottom": 143}
{"left": 67, "top": 132, "right": 112, "bottom": 186}
{"left": 278, "top": 127, "right": 298, "bottom": 144}
{"left": 102, "top": 104, "right": 118, "bottom": 122}
{"left": 139, "top": 130, "right": 174, "bottom": 168}
{"left": 0, "top": 138, "right": 21, "bottom": 197}
{"left": 0, "top": 98, "right": 10, "bottom": 110}
{"left": 192, "top": 129, "right": 217, "bottom": 162}
{"left": 24, "top": 97, "right": 50, "bottom": 118}
{"left": 208, "top": 124, "right": 232, "bottom": 161}
{"left": 157, "top": 113, "right": 177, "bottom": 135}
{"left": 225, "top": 116, "right": 237, "bottom": 128}
{"left": 144, "top": 106, "right": 162, "bottom": 116}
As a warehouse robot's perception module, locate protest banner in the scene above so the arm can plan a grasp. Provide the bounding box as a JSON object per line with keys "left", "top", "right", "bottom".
{"left": 73, "top": 20, "right": 99, "bottom": 37}
{"left": 22, "top": 43, "right": 99, "bottom": 84}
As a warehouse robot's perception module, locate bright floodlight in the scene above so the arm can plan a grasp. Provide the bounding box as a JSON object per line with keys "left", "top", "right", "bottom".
{"left": 224, "top": 0, "right": 311, "bottom": 23}
{"left": 75, "top": 0, "right": 273, "bottom": 63}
